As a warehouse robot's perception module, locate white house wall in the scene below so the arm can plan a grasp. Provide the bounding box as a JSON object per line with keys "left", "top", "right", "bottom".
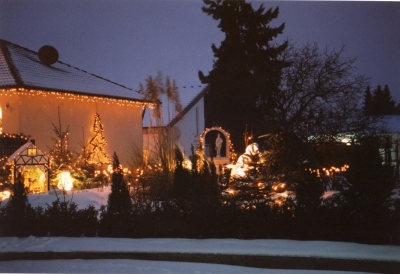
{"left": 1, "top": 93, "right": 143, "bottom": 166}
{"left": 142, "top": 98, "right": 205, "bottom": 160}
{"left": 174, "top": 97, "right": 204, "bottom": 157}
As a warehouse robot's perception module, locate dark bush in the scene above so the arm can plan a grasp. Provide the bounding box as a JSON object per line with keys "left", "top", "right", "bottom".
{"left": 0, "top": 181, "right": 33, "bottom": 237}
{"left": 46, "top": 199, "right": 82, "bottom": 237}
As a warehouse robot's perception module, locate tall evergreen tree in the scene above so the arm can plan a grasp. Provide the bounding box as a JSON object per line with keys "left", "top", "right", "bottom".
{"left": 382, "top": 84, "right": 396, "bottom": 114}
{"left": 199, "top": 0, "right": 288, "bottom": 152}
{"left": 364, "top": 84, "right": 396, "bottom": 116}
{"left": 342, "top": 136, "right": 396, "bottom": 242}
{"left": 363, "top": 85, "right": 373, "bottom": 115}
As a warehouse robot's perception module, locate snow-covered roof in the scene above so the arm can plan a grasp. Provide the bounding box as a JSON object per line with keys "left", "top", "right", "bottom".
{"left": 377, "top": 115, "right": 400, "bottom": 133}
{"left": 8, "top": 142, "right": 48, "bottom": 165}
{"left": 0, "top": 39, "right": 146, "bottom": 102}
{"left": 142, "top": 85, "right": 208, "bottom": 128}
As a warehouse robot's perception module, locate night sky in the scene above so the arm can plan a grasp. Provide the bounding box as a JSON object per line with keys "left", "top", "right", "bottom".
{"left": 1, "top": 0, "right": 399, "bottom": 100}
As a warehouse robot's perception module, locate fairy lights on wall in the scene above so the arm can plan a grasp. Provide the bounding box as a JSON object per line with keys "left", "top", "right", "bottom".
{"left": 0, "top": 88, "right": 156, "bottom": 108}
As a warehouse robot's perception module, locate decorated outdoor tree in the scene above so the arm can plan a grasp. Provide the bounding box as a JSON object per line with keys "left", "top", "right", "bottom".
{"left": 49, "top": 108, "right": 84, "bottom": 190}
{"left": 86, "top": 113, "right": 111, "bottom": 166}
{"left": 49, "top": 109, "right": 74, "bottom": 169}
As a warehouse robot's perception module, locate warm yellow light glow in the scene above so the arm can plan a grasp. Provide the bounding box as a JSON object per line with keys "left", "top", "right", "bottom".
{"left": 0, "top": 107, "right": 2, "bottom": 134}
{"left": 57, "top": 171, "right": 74, "bottom": 191}
{"left": 0, "top": 190, "right": 10, "bottom": 201}
{"left": 182, "top": 158, "right": 192, "bottom": 170}
{"left": 0, "top": 88, "right": 156, "bottom": 108}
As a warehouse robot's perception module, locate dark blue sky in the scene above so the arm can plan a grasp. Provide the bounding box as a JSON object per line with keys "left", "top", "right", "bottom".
{"left": 1, "top": 0, "right": 399, "bottom": 101}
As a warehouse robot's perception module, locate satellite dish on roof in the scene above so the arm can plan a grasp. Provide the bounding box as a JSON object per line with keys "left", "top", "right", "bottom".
{"left": 38, "top": 45, "right": 59, "bottom": 65}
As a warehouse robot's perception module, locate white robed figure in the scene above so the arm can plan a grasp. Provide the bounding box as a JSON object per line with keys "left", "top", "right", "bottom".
{"left": 215, "top": 133, "right": 223, "bottom": 157}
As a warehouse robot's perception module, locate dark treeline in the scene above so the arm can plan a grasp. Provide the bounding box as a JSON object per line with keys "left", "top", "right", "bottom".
{"left": 363, "top": 84, "right": 400, "bottom": 116}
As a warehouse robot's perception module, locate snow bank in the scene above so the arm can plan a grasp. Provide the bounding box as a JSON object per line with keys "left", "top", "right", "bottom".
{"left": 1, "top": 237, "right": 400, "bottom": 262}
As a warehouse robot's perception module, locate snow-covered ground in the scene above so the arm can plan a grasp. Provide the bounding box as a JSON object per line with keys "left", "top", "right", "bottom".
{"left": 0, "top": 259, "right": 371, "bottom": 274}
{"left": 0, "top": 186, "right": 111, "bottom": 210}
{"left": 2, "top": 237, "right": 400, "bottom": 273}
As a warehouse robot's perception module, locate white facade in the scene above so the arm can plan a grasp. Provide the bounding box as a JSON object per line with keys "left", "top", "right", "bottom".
{"left": 143, "top": 86, "right": 206, "bottom": 159}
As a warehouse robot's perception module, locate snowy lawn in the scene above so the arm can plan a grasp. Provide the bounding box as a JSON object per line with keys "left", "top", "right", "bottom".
{"left": 0, "top": 259, "right": 371, "bottom": 274}
{"left": 1, "top": 237, "right": 400, "bottom": 262}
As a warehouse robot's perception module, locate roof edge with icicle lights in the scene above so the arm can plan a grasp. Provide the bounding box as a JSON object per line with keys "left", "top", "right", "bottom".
{"left": 0, "top": 39, "right": 155, "bottom": 108}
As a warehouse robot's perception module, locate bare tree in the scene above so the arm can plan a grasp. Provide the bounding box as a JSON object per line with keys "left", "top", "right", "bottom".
{"left": 264, "top": 42, "right": 373, "bottom": 138}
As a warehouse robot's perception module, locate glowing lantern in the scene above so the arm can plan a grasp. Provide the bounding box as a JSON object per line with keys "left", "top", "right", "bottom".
{"left": 57, "top": 171, "right": 74, "bottom": 191}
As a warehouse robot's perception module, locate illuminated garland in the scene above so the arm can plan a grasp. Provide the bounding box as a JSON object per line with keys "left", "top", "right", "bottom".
{"left": 199, "top": 126, "right": 237, "bottom": 163}
{"left": 0, "top": 132, "right": 29, "bottom": 140}
{"left": 0, "top": 88, "right": 156, "bottom": 108}
{"left": 86, "top": 113, "right": 111, "bottom": 166}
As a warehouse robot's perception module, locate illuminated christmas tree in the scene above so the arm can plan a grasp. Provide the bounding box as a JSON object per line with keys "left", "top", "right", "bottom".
{"left": 49, "top": 110, "right": 74, "bottom": 168}
{"left": 86, "top": 113, "right": 111, "bottom": 166}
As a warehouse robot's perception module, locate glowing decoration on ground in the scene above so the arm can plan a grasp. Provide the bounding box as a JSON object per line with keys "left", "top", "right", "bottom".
{"left": 0, "top": 190, "right": 10, "bottom": 201}
{"left": 57, "top": 171, "right": 74, "bottom": 191}
{"left": 272, "top": 183, "right": 286, "bottom": 192}
{"left": 182, "top": 158, "right": 192, "bottom": 170}
{"left": 308, "top": 165, "right": 349, "bottom": 177}
{"left": 227, "top": 143, "right": 261, "bottom": 178}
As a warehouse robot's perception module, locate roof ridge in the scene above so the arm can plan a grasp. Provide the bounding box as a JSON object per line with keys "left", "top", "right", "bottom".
{"left": 0, "top": 39, "right": 140, "bottom": 95}
{"left": 0, "top": 39, "right": 24, "bottom": 86}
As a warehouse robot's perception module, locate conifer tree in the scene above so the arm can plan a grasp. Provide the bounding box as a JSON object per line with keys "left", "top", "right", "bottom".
{"left": 382, "top": 84, "right": 396, "bottom": 114}
{"left": 49, "top": 108, "right": 74, "bottom": 168}
{"left": 3, "top": 179, "right": 33, "bottom": 236}
{"left": 107, "top": 152, "right": 131, "bottom": 214}
{"left": 86, "top": 113, "right": 111, "bottom": 166}
{"left": 199, "top": 0, "right": 288, "bottom": 152}
{"left": 344, "top": 136, "right": 395, "bottom": 210}
{"left": 363, "top": 85, "right": 373, "bottom": 115}
{"left": 363, "top": 84, "right": 396, "bottom": 116}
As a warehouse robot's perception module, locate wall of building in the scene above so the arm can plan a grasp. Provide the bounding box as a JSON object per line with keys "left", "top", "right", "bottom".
{"left": 1, "top": 93, "right": 143, "bottom": 166}
{"left": 174, "top": 97, "right": 204, "bottom": 158}
{"left": 142, "top": 97, "right": 205, "bottom": 160}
